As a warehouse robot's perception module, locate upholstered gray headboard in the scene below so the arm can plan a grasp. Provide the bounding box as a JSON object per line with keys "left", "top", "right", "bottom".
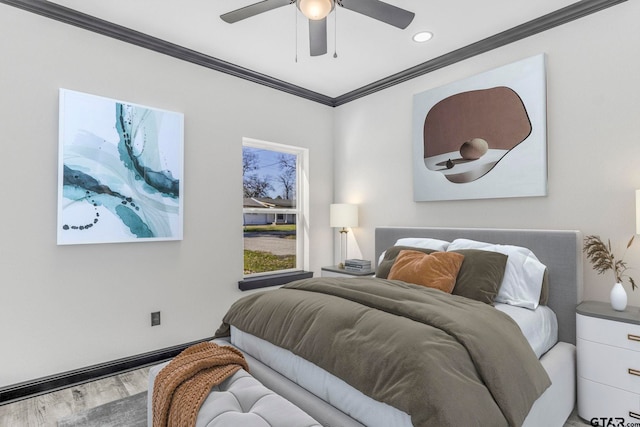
{"left": 375, "top": 227, "right": 583, "bottom": 345}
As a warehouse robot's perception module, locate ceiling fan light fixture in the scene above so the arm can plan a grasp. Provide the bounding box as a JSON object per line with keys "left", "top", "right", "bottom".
{"left": 298, "top": 0, "right": 334, "bottom": 20}
{"left": 412, "top": 31, "right": 434, "bottom": 43}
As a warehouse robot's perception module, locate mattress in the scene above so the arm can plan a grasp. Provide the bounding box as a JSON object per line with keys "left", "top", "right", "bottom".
{"left": 230, "top": 303, "right": 560, "bottom": 427}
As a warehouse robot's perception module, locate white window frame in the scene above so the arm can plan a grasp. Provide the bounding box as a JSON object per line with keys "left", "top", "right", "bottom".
{"left": 242, "top": 137, "right": 309, "bottom": 278}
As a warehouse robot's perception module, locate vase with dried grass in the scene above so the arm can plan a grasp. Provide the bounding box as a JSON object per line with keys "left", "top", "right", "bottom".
{"left": 583, "top": 235, "right": 636, "bottom": 311}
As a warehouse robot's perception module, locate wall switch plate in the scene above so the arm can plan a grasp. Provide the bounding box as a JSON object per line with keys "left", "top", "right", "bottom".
{"left": 151, "top": 311, "right": 161, "bottom": 326}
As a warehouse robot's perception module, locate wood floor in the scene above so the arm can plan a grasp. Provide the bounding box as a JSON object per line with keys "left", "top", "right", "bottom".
{"left": 0, "top": 367, "right": 149, "bottom": 427}
{"left": 0, "top": 365, "right": 590, "bottom": 426}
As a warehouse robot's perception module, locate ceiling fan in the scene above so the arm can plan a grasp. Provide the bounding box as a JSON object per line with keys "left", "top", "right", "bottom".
{"left": 221, "top": 0, "right": 415, "bottom": 57}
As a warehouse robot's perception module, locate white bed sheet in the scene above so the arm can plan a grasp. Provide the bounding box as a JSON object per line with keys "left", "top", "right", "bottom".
{"left": 494, "top": 303, "right": 558, "bottom": 358}
{"left": 231, "top": 327, "right": 574, "bottom": 427}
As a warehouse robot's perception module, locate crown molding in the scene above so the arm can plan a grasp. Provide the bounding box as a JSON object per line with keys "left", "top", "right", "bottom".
{"left": 0, "top": 0, "right": 335, "bottom": 106}
{"left": 0, "top": 0, "right": 628, "bottom": 106}
{"left": 333, "top": 0, "right": 627, "bottom": 106}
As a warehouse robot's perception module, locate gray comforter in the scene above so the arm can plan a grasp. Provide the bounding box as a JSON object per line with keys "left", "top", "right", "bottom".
{"left": 215, "top": 277, "right": 550, "bottom": 427}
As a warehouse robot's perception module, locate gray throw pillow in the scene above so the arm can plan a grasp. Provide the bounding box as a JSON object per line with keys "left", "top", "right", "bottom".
{"left": 449, "top": 249, "right": 508, "bottom": 305}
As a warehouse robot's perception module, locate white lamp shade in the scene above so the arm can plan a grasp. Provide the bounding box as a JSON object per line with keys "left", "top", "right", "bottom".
{"left": 298, "top": 0, "right": 334, "bottom": 20}
{"left": 330, "top": 204, "right": 358, "bottom": 228}
{"left": 636, "top": 190, "right": 640, "bottom": 234}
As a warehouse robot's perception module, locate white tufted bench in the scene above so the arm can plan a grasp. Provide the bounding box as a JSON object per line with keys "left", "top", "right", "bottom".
{"left": 148, "top": 361, "right": 321, "bottom": 427}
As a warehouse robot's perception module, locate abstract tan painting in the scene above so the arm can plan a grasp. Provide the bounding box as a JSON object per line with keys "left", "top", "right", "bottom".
{"left": 412, "top": 54, "right": 547, "bottom": 201}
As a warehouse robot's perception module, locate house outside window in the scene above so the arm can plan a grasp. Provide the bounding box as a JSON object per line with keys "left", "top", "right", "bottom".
{"left": 241, "top": 138, "right": 309, "bottom": 287}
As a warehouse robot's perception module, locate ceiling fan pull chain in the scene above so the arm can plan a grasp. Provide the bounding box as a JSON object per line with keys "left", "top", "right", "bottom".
{"left": 333, "top": 2, "right": 338, "bottom": 58}
{"left": 294, "top": 3, "right": 298, "bottom": 63}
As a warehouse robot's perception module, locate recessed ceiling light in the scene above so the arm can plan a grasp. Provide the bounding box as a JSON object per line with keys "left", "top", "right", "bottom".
{"left": 413, "top": 31, "right": 433, "bottom": 43}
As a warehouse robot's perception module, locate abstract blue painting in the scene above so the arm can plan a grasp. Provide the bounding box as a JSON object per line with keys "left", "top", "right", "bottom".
{"left": 58, "top": 89, "right": 184, "bottom": 245}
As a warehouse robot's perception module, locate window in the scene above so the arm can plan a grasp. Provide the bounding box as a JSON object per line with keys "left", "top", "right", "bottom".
{"left": 240, "top": 138, "right": 310, "bottom": 290}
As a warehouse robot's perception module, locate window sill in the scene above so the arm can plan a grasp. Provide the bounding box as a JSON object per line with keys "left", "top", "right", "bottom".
{"left": 238, "top": 270, "right": 313, "bottom": 291}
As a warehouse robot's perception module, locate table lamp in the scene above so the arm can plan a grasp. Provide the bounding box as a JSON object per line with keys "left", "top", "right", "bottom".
{"left": 330, "top": 203, "right": 358, "bottom": 268}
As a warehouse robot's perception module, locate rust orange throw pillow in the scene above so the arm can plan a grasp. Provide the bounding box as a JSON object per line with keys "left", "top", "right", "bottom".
{"left": 388, "top": 250, "right": 465, "bottom": 293}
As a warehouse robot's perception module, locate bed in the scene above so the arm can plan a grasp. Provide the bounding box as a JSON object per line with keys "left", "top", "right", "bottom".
{"left": 174, "top": 227, "right": 582, "bottom": 426}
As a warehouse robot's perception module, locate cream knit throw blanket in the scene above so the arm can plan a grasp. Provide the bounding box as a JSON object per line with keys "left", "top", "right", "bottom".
{"left": 152, "top": 342, "right": 249, "bottom": 427}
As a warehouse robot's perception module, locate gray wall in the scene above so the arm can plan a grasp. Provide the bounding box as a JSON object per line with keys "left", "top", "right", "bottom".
{"left": 334, "top": 2, "right": 640, "bottom": 306}
{"left": 0, "top": 5, "right": 333, "bottom": 387}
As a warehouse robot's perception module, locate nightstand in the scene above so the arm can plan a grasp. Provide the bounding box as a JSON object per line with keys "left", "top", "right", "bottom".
{"left": 577, "top": 301, "right": 640, "bottom": 423}
{"left": 320, "top": 265, "right": 375, "bottom": 278}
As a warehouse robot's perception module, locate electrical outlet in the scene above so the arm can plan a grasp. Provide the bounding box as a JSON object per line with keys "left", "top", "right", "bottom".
{"left": 151, "top": 311, "right": 161, "bottom": 326}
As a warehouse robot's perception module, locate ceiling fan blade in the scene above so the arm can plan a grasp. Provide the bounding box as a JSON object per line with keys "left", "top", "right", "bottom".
{"left": 340, "top": 0, "right": 415, "bottom": 29}
{"left": 221, "top": 0, "right": 292, "bottom": 23}
{"left": 309, "top": 18, "right": 328, "bottom": 57}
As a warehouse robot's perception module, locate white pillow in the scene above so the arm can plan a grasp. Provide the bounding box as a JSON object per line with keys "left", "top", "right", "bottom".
{"left": 394, "top": 238, "right": 450, "bottom": 251}
{"left": 378, "top": 238, "right": 451, "bottom": 265}
{"left": 447, "top": 238, "right": 546, "bottom": 309}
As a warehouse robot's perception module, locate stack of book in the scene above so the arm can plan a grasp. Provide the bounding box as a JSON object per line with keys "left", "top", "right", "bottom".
{"left": 344, "top": 259, "right": 372, "bottom": 272}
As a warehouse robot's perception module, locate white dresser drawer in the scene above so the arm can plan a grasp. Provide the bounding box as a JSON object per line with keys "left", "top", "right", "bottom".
{"left": 578, "top": 377, "right": 640, "bottom": 422}
{"left": 577, "top": 313, "right": 640, "bottom": 351}
{"left": 578, "top": 338, "right": 640, "bottom": 393}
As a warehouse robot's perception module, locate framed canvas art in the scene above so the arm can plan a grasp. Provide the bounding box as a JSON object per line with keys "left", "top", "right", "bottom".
{"left": 58, "top": 89, "right": 184, "bottom": 245}
{"left": 412, "top": 54, "right": 547, "bottom": 201}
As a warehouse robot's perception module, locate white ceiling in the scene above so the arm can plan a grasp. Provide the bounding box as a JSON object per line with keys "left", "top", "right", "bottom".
{"left": 47, "top": 0, "right": 580, "bottom": 98}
